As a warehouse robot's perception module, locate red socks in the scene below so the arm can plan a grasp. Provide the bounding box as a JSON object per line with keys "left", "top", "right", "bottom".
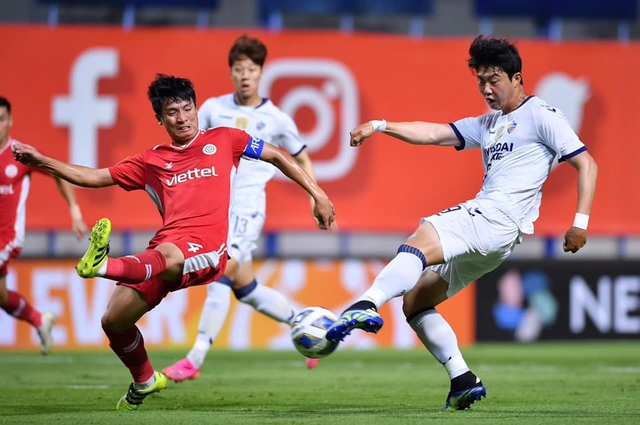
{"left": 1, "top": 290, "right": 42, "bottom": 328}
{"left": 100, "top": 250, "right": 166, "bottom": 382}
{"left": 104, "top": 249, "right": 167, "bottom": 284}
{"left": 104, "top": 326, "right": 154, "bottom": 383}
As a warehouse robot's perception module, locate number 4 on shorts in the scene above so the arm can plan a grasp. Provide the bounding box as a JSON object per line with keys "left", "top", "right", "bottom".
{"left": 187, "top": 242, "right": 203, "bottom": 253}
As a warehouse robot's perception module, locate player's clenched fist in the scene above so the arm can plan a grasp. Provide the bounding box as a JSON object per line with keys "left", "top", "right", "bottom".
{"left": 563, "top": 227, "right": 587, "bottom": 253}
{"left": 313, "top": 195, "right": 336, "bottom": 230}
{"left": 11, "top": 141, "right": 44, "bottom": 167}
{"left": 349, "top": 122, "right": 376, "bottom": 147}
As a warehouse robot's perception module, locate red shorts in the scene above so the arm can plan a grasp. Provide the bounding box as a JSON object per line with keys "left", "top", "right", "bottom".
{"left": 117, "top": 235, "right": 228, "bottom": 309}
{"left": 0, "top": 246, "right": 21, "bottom": 276}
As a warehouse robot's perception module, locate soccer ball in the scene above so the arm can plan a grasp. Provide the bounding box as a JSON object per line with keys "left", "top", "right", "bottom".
{"left": 291, "top": 307, "right": 340, "bottom": 359}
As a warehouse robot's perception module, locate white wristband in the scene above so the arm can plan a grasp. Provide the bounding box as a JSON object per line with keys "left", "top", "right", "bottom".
{"left": 573, "top": 213, "right": 589, "bottom": 230}
{"left": 370, "top": 119, "right": 387, "bottom": 133}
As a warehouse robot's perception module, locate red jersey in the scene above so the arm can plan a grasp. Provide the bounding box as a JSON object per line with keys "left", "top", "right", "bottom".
{"left": 108, "top": 127, "right": 263, "bottom": 250}
{"left": 0, "top": 138, "right": 43, "bottom": 251}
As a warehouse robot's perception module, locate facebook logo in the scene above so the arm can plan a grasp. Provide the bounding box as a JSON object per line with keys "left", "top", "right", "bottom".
{"left": 52, "top": 48, "right": 119, "bottom": 168}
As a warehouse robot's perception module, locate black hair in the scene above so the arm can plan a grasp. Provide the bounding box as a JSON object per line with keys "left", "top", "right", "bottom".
{"left": 0, "top": 97, "right": 11, "bottom": 115}
{"left": 228, "top": 34, "right": 268, "bottom": 67}
{"left": 147, "top": 74, "right": 196, "bottom": 117}
{"left": 468, "top": 35, "right": 523, "bottom": 85}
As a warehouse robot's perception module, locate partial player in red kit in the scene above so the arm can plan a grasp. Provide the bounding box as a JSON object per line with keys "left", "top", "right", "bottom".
{"left": 12, "top": 74, "right": 336, "bottom": 411}
{"left": 0, "top": 97, "right": 87, "bottom": 355}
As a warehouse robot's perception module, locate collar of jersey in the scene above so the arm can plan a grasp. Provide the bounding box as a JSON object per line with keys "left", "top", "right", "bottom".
{"left": 171, "top": 130, "right": 203, "bottom": 150}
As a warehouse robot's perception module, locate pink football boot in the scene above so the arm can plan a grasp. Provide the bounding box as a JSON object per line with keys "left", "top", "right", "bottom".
{"left": 305, "top": 358, "right": 320, "bottom": 370}
{"left": 163, "top": 358, "right": 201, "bottom": 382}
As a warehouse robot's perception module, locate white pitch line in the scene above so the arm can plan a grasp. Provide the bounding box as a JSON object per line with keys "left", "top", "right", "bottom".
{"left": 66, "top": 385, "right": 110, "bottom": 389}
{"left": 476, "top": 364, "right": 560, "bottom": 372}
{"left": 597, "top": 366, "right": 640, "bottom": 374}
{"left": 0, "top": 354, "right": 120, "bottom": 365}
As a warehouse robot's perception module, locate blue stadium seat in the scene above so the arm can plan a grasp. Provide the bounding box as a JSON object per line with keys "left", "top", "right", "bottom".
{"left": 351, "top": 0, "right": 433, "bottom": 36}
{"left": 36, "top": 0, "right": 220, "bottom": 28}
{"left": 259, "top": 0, "right": 356, "bottom": 32}
{"left": 259, "top": 0, "right": 433, "bottom": 35}
{"left": 35, "top": 0, "right": 217, "bottom": 6}
{"left": 550, "top": 0, "right": 636, "bottom": 20}
{"left": 351, "top": 0, "right": 432, "bottom": 15}
{"left": 474, "top": 0, "right": 638, "bottom": 41}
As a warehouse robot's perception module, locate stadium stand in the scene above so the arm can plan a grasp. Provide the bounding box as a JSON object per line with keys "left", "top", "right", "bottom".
{"left": 474, "top": 0, "right": 638, "bottom": 41}
{"left": 36, "top": 0, "right": 220, "bottom": 28}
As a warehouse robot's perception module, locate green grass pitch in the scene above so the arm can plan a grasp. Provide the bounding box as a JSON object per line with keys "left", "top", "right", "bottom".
{"left": 0, "top": 342, "right": 638, "bottom": 424}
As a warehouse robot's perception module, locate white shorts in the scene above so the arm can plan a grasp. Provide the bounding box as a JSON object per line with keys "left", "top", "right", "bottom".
{"left": 229, "top": 191, "right": 266, "bottom": 264}
{"left": 421, "top": 198, "right": 522, "bottom": 297}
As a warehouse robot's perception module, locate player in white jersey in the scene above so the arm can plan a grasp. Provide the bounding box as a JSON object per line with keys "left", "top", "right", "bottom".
{"left": 0, "top": 97, "right": 87, "bottom": 355}
{"left": 163, "top": 35, "right": 322, "bottom": 381}
{"left": 325, "top": 36, "right": 598, "bottom": 410}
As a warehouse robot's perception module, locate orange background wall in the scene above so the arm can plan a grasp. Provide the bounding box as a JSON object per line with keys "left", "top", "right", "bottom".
{"left": 0, "top": 259, "right": 475, "bottom": 351}
{"left": 0, "top": 27, "right": 636, "bottom": 235}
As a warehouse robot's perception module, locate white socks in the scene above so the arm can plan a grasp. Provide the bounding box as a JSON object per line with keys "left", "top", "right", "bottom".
{"left": 187, "top": 283, "right": 232, "bottom": 369}
{"left": 185, "top": 279, "right": 296, "bottom": 369}
{"left": 408, "top": 308, "right": 470, "bottom": 379}
{"left": 134, "top": 372, "right": 156, "bottom": 390}
{"left": 360, "top": 252, "right": 425, "bottom": 308}
{"left": 97, "top": 260, "right": 108, "bottom": 276}
{"left": 238, "top": 284, "right": 296, "bottom": 325}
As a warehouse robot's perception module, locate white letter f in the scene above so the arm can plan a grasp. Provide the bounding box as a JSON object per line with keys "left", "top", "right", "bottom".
{"left": 53, "top": 48, "right": 119, "bottom": 167}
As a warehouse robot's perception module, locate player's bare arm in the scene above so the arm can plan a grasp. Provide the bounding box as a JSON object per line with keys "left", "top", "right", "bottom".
{"left": 294, "top": 149, "right": 325, "bottom": 221}
{"left": 12, "top": 141, "right": 115, "bottom": 188}
{"left": 349, "top": 121, "right": 462, "bottom": 148}
{"left": 54, "top": 178, "right": 88, "bottom": 240}
{"left": 259, "top": 143, "right": 335, "bottom": 230}
{"left": 563, "top": 150, "right": 598, "bottom": 253}
{"left": 294, "top": 149, "right": 316, "bottom": 182}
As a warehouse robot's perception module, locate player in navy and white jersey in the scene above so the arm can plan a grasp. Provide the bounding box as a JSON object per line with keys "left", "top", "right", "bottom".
{"left": 325, "top": 36, "right": 598, "bottom": 410}
{"left": 12, "top": 74, "right": 335, "bottom": 411}
{"left": 0, "top": 97, "right": 87, "bottom": 355}
{"left": 164, "top": 35, "right": 323, "bottom": 381}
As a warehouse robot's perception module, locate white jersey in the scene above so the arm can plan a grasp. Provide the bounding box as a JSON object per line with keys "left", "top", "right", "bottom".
{"left": 198, "top": 94, "right": 306, "bottom": 210}
{"left": 451, "top": 96, "right": 586, "bottom": 234}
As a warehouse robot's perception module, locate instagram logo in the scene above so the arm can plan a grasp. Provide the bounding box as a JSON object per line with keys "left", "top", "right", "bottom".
{"left": 260, "top": 59, "right": 359, "bottom": 181}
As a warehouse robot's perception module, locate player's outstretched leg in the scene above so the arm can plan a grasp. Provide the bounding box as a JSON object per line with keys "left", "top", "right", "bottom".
{"left": 76, "top": 218, "right": 111, "bottom": 278}
{"left": 443, "top": 371, "right": 486, "bottom": 410}
{"left": 36, "top": 311, "right": 57, "bottom": 355}
{"left": 116, "top": 371, "right": 168, "bottom": 411}
{"left": 325, "top": 301, "right": 384, "bottom": 343}
{"left": 234, "top": 279, "right": 321, "bottom": 369}
{"left": 163, "top": 358, "right": 201, "bottom": 382}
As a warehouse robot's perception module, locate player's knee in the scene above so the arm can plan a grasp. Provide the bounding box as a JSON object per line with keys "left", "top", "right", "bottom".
{"left": 403, "top": 304, "right": 436, "bottom": 322}
{"left": 101, "top": 311, "right": 128, "bottom": 332}
{"left": 163, "top": 256, "right": 184, "bottom": 277}
{"left": 397, "top": 244, "right": 428, "bottom": 270}
{"left": 206, "top": 275, "right": 233, "bottom": 297}
{"left": 233, "top": 279, "right": 257, "bottom": 300}
{"left": 405, "top": 223, "right": 445, "bottom": 264}
{"left": 101, "top": 313, "right": 116, "bottom": 332}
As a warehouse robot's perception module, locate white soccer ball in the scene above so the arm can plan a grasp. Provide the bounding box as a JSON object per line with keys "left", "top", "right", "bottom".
{"left": 291, "top": 307, "right": 340, "bottom": 359}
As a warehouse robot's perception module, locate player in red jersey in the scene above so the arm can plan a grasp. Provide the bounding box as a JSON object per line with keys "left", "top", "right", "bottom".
{"left": 0, "top": 97, "right": 87, "bottom": 355}
{"left": 12, "top": 74, "right": 335, "bottom": 411}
